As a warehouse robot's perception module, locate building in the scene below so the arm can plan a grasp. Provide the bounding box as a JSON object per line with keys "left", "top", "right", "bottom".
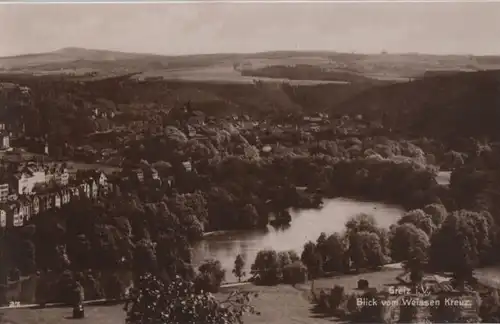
{"left": 89, "top": 179, "right": 98, "bottom": 199}
{"left": 12, "top": 205, "right": 23, "bottom": 227}
{"left": 31, "top": 196, "right": 40, "bottom": 215}
{"left": 0, "top": 122, "right": 9, "bottom": 150}
{"left": 13, "top": 172, "right": 37, "bottom": 195}
{"left": 151, "top": 168, "right": 160, "bottom": 181}
{"left": 0, "top": 134, "right": 9, "bottom": 150}
{"left": 182, "top": 161, "right": 192, "bottom": 172}
{"left": 58, "top": 167, "right": 70, "bottom": 186}
{"left": 70, "top": 186, "right": 80, "bottom": 199}
{"left": 19, "top": 198, "right": 32, "bottom": 222}
{"left": 78, "top": 182, "right": 88, "bottom": 198}
{"left": 131, "top": 169, "right": 144, "bottom": 183}
{"left": 0, "top": 183, "right": 9, "bottom": 202}
{"left": 61, "top": 189, "right": 71, "bottom": 205}
{"left": 41, "top": 194, "right": 53, "bottom": 212}
{"left": 11, "top": 163, "right": 70, "bottom": 195}
{"left": 0, "top": 208, "right": 6, "bottom": 227}
{"left": 98, "top": 172, "right": 108, "bottom": 187}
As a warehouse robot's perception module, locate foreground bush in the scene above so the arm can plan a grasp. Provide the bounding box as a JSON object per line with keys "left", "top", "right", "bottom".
{"left": 125, "top": 273, "right": 258, "bottom": 324}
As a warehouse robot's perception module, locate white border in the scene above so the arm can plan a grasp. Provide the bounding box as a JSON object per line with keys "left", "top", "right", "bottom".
{"left": 1, "top": 0, "right": 500, "bottom": 3}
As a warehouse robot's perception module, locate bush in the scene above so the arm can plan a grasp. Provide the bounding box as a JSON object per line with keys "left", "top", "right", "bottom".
{"left": 282, "top": 261, "right": 308, "bottom": 285}
{"left": 251, "top": 250, "right": 281, "bottom": 285}
{"left": 194, "top": 259, "right": 225, "bottom": 293}
{"left": 125, "top": 273, "right": 258, "bottom": 324}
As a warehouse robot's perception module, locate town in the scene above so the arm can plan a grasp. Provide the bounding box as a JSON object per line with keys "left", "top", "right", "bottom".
{"left": 2, "top": 3, "right": 500, "bottom": 324}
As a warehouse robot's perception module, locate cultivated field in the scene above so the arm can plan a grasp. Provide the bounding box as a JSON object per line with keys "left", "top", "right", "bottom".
{"left": 137, "top": 64, "right": 350, "bottom": 85}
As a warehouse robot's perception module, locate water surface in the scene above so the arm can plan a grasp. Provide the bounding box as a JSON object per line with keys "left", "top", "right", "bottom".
{"left": 192, "top": 197, "right": 404, "bottom": 282}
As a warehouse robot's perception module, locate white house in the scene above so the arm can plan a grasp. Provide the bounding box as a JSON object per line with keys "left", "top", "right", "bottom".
{"left": 0, "top": 209, "right": 6, "bottom": 227}
{"left": 12, "top": 206, "right": 23, "bottom": 227}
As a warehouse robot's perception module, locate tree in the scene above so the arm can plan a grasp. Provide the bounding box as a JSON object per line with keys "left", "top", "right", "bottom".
{"left": 301, "top": 241, "right": 323, "bottom": 279}
{"left": 322, "top": 233, "right": 346, "bottom": 273}
{"left": 251, "top": 249, "right": 281, "bottom": 285}
{"left": 232, "top": 254, "right": 246, "bottom": 282}
{"left": 282, "top": 261, "right": 308, "bottom": 285}
{"left": 125, "top": 273, "right": 259, "bottom": 324}
{"left": 423, "top": 203, "right": 447, "bottom": 227}
{"left": 398, "top": 209, "right": 436, "bottom": 236}
{"left": 17, "top": 239, "right": 36, "bottom": 275}
{"left": 390, "top": 223, "right": 430, "bottom": 264}
{"left": 430, "top": 210, "right": 493, "bottom": 282}
{"left": 133, "top": 239, "right": 158, "bottom": 275}
{"left": 287, "top": 250, "right": 300, "bottom": 263}
{"left": 195, "top": 259, "right": 226, "bottom": 293}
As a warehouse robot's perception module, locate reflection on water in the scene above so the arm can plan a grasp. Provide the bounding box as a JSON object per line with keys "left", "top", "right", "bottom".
{"left": 191, "top": 197, "right": 404, "bottom": 282}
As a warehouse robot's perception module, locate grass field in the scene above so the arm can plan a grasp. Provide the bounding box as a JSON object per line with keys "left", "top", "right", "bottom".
{"left": 0, "top": 270, "right": 403, "bottom": 324}
{"left": 137, "top": 64, "right": 349, "bottom": 85}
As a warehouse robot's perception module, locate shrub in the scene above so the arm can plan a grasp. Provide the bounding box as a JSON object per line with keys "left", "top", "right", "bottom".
{"left": 282, "top": 261, "right": 308, "bottom": 285}
{"left": 194, "top": 259, "right": 225, "bottom": 293}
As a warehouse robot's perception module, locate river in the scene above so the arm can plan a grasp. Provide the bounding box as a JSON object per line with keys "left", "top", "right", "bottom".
{"left": 191, "top": 197, "right": 404, "bottom": 283}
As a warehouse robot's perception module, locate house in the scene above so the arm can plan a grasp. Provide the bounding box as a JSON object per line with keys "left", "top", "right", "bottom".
{"left": 72, "top": 186, "right": 80, "bottom": 197}
{"left": 166, "top": 176, "right": 174, "bottom": 189}
{"left": 0, "top": 183, "right": 9, "bottom": 202}
{"left": 0, "top": 208, "right": 6, "bottom": 228}
{"left": 187, "top": 114, "right": 205, "bottom": 126}
{"left": 133, "top": 169, "right": 144, "bottom": 183}
{"left": 19, "top": 198, "right": 32, "bottom": 222}
{"left": 0, "top": 122, "right": 9, "bottom": 150}
{"left": 182, "top": 161, "right": 192, "bottom": 172}
{"left": 41, "top": 194, "right": 52, "bottom": 211}
{"left": 0, "top": 134, "right": 9, "bottom": 150}
{"left": 98, "top": 172, "right": 108, "bottom": 187}
{"left": 31, "top": 196, "right": 40, "bottom": 215}
{"left": 54, "top": 192, "right": 62, "bottom": 208}
{"left": 13, "top": 172, "right": 36, "bottom": 195}
{"left": 31, "top": 166, "right": 46, "bottom": 185}
{"left": 54, "top": 166, "right": 69, "bottom": 186}
{"left": 12, "top": 205, "right": 23, "bottom": 227}
{"left": 151, "top": 168, "right": 160, "bottom": 181}
{"left": 12, "top": 164, "right": 48, "bottom": 195}
{"left": 79, "top": 182, "right": 90, "bottom": 198}
{"left": 89, "top": 180, "right": 98, "bottom": 199}
{"left": 61, "top": 189, "right": 71, "bottom": 205}
{"left": 239, "top": 121, "right": 255, "bottom": 130}
{"left": 44, "top": 165, "right": 56, "bottom": 183}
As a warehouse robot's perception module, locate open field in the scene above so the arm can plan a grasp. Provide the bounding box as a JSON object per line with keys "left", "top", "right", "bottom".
{"left": 137, "top": 64, "right": 350, "bottom": 85}
{"left": 0, "top": 270, "right": 404, "bottom": 324}
{"left": 0, "top": 286, "right": 329, "bottom": 324}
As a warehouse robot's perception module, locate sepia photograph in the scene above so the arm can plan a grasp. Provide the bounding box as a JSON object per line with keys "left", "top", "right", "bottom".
{"left": 1, "top": 1, "right": 500, "bottom": 323}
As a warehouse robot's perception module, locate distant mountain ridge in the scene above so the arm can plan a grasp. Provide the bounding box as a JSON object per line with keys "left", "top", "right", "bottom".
{"left": 2, "top": 47, "right": 500, "bottom": 73}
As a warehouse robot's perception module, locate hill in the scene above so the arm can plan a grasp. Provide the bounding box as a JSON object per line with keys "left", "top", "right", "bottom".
{"left": 329, "top": 70, "right": 500, "bottom": 142}
{"left": 3, "top": 48, "right": 500, "bottom": 83}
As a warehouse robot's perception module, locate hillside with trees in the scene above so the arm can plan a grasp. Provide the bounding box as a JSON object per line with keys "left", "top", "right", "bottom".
{"left": 330, "top": 70, "right": 500, "bottom": 143}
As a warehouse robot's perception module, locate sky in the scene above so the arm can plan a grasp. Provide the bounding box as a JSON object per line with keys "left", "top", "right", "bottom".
{"left": 0, "top": 1, "right": 500, "bottom": 57}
